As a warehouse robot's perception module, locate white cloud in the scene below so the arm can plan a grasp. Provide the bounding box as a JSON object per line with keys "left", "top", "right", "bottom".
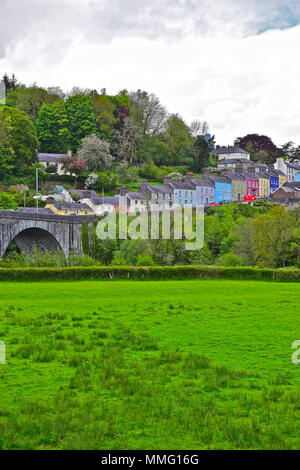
{"left": 0, "top": 0, "right": 300, "bottom": 145}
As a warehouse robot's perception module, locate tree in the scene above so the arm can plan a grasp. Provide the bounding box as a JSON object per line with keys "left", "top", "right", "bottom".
{"left": 2, "top": 73, "right": 18, "bottom": 93}
{"left": 6, "top": 85, "right": 60, "bottom": 121}
{"left": 59, "top": 156, "right": 88, "bottom": 186}
{"left": 115, "top": 117, "right": 142, "bottom": 164}
{"left": 91, "top": 94, "right": 117, "bottom": 139}
{"left": 0, "top": 106, "right": 38, "bottom": 172}
{"left": 78, "top": 134, "right": 114, "bottom": 171}
{"left": 190, "top": 120, "right": 209, "bottom": 138}
{"left": 235, "top": 134, "right": 277, "bottom": 156}
{"left": 65, "top": 95, "right": 97, "bottom": 152}
{"left": 192, "top": 135, "right": 215, "bottom": 173}
{"left": 164, "top": 114, "right": 193, "bottom": 166}
{"left": 252, "top": 207, "right": 296, "bottom": 268}
{"left": 129, "top": 89, "right": 167, "bottom": 136}
{"left": 36, "top": 101, "right": 70, "bottom": 153}
{"left": 0, "top": 192, "right": 18, "bottom": 210}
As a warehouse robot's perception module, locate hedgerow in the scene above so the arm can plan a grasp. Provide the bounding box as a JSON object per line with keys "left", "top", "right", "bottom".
{"left": 0, "top": 266, "right": 299, "bottom": 282}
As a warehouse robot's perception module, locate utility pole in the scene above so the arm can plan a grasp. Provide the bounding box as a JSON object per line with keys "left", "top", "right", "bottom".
{"left": 36, "top": 168, "right": 40, "bottom": 212}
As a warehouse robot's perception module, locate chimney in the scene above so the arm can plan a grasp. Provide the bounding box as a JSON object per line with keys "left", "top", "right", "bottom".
{"left": 164, "top": 176, "right": 171, "bottom": 185}
{"left": 67, "top": 149, "right": 72, "bottom": 157}
{"left": 185, "top": 172, "right": 194, "bottom": 181}
{"left": 120, "top": 185, "right": 127, "bottom": 196}
{"left": 140, "top": 180, "right": 149, "bottom": 191}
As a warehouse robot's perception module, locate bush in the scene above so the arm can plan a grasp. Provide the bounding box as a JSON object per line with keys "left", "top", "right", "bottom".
{"left": 136, "top": 254, "right": 155, "bottom": 266}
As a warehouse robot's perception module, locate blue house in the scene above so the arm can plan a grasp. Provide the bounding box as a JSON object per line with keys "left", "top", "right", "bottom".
{"left": 268, "top": 170, "right": 279, "bottom": 195}
{"left": 168, "top": 182, "right": 196, "bottom": 208}
{"left": 208, "top": 176, "right": 232, "bottom": 204}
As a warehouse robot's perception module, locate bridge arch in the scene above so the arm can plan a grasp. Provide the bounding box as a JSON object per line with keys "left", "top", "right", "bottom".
{"left": 1, "top": 220, "right": 68, "bottom": 259}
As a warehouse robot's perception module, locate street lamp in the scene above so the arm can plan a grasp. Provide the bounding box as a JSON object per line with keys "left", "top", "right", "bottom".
{"left": 36, "top": 167, "right": 41, "bottom": 211}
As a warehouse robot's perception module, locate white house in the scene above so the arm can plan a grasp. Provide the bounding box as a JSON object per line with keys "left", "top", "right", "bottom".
{"left": 214, "top": 146, "right": 250, "bottom": 161}
{"left": 274, "top": 158, "right": 300, "bottom": 182}
{"left": 80, "top": 196, "right": 119, "bottom": 216}
{"left": 38, "top": 150, "right": 74, "bottom": 175}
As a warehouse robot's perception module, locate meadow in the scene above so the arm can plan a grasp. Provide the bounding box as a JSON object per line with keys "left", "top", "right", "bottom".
{"left": 0, "top": 279, "right": 300, "bottom": 450}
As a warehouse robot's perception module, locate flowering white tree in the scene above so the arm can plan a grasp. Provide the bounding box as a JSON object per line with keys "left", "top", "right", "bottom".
{"left": 78, "top": 133, "right": 114, "bottom": 171}
{"left": 85, "top": 173, "right": 99, "bottom": 189}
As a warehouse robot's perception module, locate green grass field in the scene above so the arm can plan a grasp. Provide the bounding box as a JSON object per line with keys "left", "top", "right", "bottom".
{"left": 0, "top": 279, "right": 300, "bottom": 450}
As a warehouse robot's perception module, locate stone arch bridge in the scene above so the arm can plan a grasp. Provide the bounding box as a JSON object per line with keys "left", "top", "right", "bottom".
{"left": 0, "top": 210, "right": 97, "bottom": 259}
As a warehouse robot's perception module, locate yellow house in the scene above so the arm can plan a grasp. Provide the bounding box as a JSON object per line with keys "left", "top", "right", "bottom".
{"left": 276, "top": 170, "right": 287, "bottom": 187}
{"left": 45, "top": 203, "right": 94, "bottom": 216}
{"left": 257, "top": 173, "right": 270, "bottom": 198}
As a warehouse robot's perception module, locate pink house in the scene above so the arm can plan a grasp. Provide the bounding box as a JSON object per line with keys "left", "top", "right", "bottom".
{"left": 240, "top": 172, "right": 259, "bottom": 197}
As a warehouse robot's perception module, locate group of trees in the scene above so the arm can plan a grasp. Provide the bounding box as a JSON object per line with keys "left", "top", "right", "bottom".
{"left": 90, "top": 204, "right": 300, "bottom": 269}
{"left": 234, "top": 134, "right": 300, "bottom": 164}
{"left": 1, "top": 73, "right": 300, "bottom": 188}
{"left": 0, "top": 74, "right": 215, "bottom": 182}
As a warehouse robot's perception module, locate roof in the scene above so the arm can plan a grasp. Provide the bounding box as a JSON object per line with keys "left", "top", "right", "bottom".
{"left": 225, "top": 173, "right": 246, "bottom": 181}
{"left": 146, "top": 185, "right": 173, "bottom": 195}
{"left": 67, "top": 189, "right": 98, "bottom": 198}
{"left": 236, "top": 172, "right": 259, "bottom": 180}
{"left": 168, "top": 182, "right": 195, "bottom": 190}
{"left": 89, "top": 197, "right": 119, "bottom": 206}
{"left": 208, "top": 176, "right": 231, "bottom": 184}
{"left": 286, "top": 162, "right": 300, "bottom": 170}
{"left": 38, "top": 153, "right": 66, "bottom": 162}
{"left": 189, "top": 178, "right": 215, "bottom": 188}
{"left": 214, "top": 146, "right": 249, "bottom": 155}
{"left": 50, "top": 203, "right": 92, "bottom": 211}
{"left": 217, "top": 158, "right": 251, "bottom": 165}
{"left": 126, "top": 192, "right": 146, "bottom": 200}
{"left": 283, "top": 182, "right": 300, "bottom": 190}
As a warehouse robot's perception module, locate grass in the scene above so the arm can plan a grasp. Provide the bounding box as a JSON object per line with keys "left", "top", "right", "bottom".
{"left": 0, "top": 279, "right": 300, "bottom": 450}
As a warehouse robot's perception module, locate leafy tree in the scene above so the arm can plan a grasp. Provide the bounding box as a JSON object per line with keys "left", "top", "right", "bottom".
{"left": 91, "top": 94, "right": 117, "bottom": 139}
{"left": 6, "top": 85, "right": 60, "bottom": 121}
{"left": 0, "top": 106, "right": 38, "bottom": 173}
{"left": 192, "top": 135, "right": 213, "bottom": 172}
{"left": 252, "top": 207, "right": 296, "bottom": 268}
{"left": 129, "top": 89, "right": 167, "bottom": 136}
{"left": 65, "top": 95, "right": 97, "bottom": 152}
{"left": 78, "top": 134, "right": 114, "bottom": 171}
{"left": 0, "top": 192, "right": 18, "bottom": 210}
{"left": 59, "top": 156, "right": 88, "bottom": 187}
{"left": 235, "top": 134, "right": 277, "bottom": 156}
{"left": 36, "top": 103, "right": 61, "bottom": 153}
{"left": 164, "top": 114, "right": 193, "bottom": 166}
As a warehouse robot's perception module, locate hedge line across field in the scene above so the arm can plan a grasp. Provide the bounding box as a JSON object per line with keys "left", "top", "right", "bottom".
{"left": 0, "top": 266, "right": 299, "bottom": 282}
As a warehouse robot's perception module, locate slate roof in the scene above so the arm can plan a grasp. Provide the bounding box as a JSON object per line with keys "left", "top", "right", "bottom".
{"left": 225, "top": 173, "right": 246, "bottom": 181}
{"left": 286, "top": 162, "right": 300, "bottom": 170}
{"left": 208, "top": 176, "right": 231, "bottom": 184}
{"left": 90, "top": 197, "right": 119, "bottom": 206}
{"left": 38, "top": 153, "right": 66, "bottom": 162}
{"left": 146, "top": 185, "right": 173, "bottom": 195}
{"left": 126, "top": 192, "right": 146, "bottom": 200}
{"left": 217, "top": 158, "right": 251, "bottom": 165}
{"left": 51, "top": 203, "right": 92, "bottom": 211}
{"left": 189, "top": 179, "right": 215, "bottom": 188}
{"left": 168, "top": 182, "right": 195, "bottom": 190}
{"left": 214, "top": 146, "right": 249, "bottom": 155}
{"left": 67, "top": 189, "right": 98, "bottom": 198}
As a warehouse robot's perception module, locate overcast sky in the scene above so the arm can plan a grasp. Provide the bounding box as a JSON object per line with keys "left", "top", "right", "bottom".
{"left": 0, "top": 0, "right": 300, "bottom": 145}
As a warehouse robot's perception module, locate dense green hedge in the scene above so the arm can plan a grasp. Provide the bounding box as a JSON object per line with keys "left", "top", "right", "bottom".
{"left": 0, "top": 266, "right": 299, "bottom": 282}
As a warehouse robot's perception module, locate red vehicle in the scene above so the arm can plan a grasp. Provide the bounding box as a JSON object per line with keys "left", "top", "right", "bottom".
{"left": 243, "top": 194, "right": 256, "bottom": 202}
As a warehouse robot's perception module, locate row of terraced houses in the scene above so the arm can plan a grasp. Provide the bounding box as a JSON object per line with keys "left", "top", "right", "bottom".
{"left": 38, "top": 146, "right": 300, "bottom": 216}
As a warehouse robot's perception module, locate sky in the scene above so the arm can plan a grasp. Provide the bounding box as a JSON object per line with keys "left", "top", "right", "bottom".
{"left": 0, "top": 0, "right": 300, "bottom": 146}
